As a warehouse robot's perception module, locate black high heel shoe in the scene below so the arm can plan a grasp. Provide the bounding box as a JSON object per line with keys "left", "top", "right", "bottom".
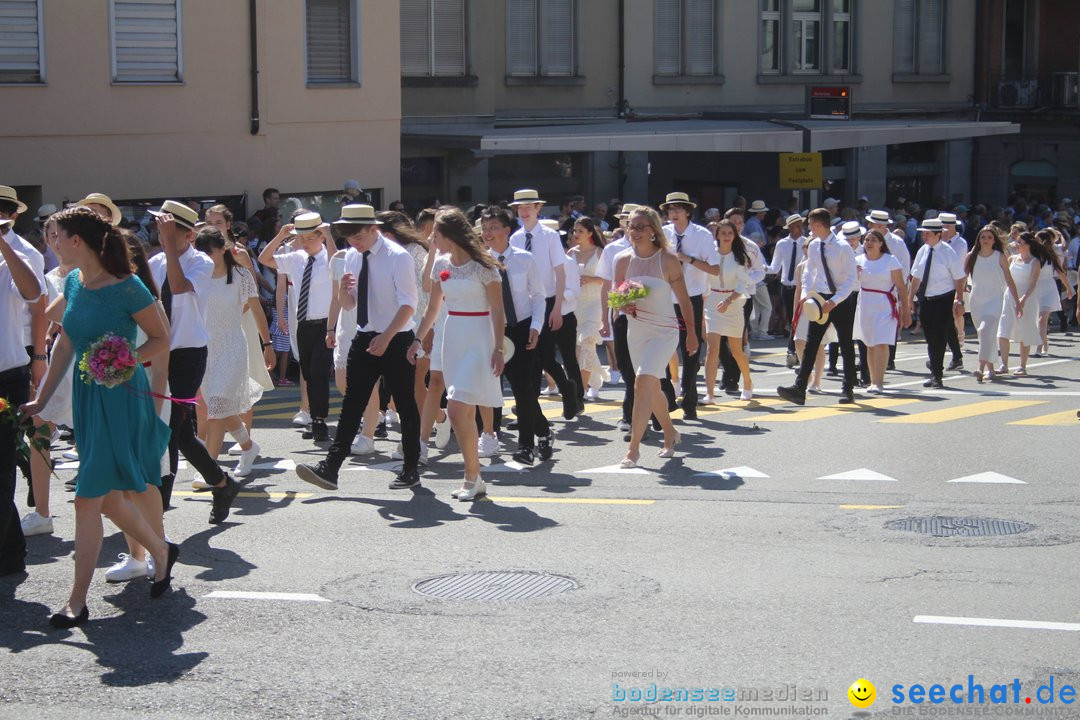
{"left": 150, "top": 542, "right": 180, "bottom": 599}
{"left": 49, "top": 605, "right": 89, "bottom": 629}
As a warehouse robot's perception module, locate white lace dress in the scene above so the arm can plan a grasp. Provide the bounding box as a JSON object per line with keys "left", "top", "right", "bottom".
{"left": 432, "top": 256, "right": 503, "bottom": 407}
{"left": 407, "top": 242, "right": 430, "bottom": 326}
{"left": 203, "top": 268, "right": 265, "bottom": 418}
{"left": 573, "top": 247, "right": 605, "bottom": 382}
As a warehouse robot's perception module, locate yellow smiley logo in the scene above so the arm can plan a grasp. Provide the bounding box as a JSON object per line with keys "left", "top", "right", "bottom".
{"left": 848, "top": 678, "right": 876, "bottom": 708}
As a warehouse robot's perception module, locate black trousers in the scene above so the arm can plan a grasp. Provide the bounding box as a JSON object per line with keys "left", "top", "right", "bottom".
{"left": 674, "top": 294, "right": 704, "bottom": 410}
{"left": 536, "top": 296, "right": 576, "bottom": 400}
{"left": 497, "top": 320, "right": 549, "bottom": 448}
{"left": 327, "top": 331, "right": 419, "bottom": 472}
{"left": 296, "top": 318, "right": 332, "bottom": 420}
{"left": 781, "top": 284, "right": 797, "bottom": 352}
{"left": 945, "top": 304, "right": 963, "bottom": 362}
{"left": 554, "top": 312, "right": 583, "bottom": 403}
{"left": 613, "top": 314, "right": 635, "bottom": 422}
{"left": 828, "top": 339, "right": 870, "bottom": 382}
{"left": 0, "top": 365, "right": 29, "bottom": 571}
{"left": 164, "top": 346, "right": 223, "bottom": 510}
{"left": 795, "top": 293, "right": 857, "bottom": 392}
{"left": 920, "top": 291, "right": 954, "bottom": 380}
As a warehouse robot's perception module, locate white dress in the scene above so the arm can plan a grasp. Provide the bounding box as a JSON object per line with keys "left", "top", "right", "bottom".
{"left": 37, "top": 267, "right": 74, "bottom": 427}
{"left": 623, "top": 248, "right": 679, "bottom": 378}
{"left": 854, "top": 254, "right": 902, "bottom": 346}
{"left": 968, "top": 252, "right": 1007, "bottom": 363}
{"left": 406, "top": 242, "right": 430, "bottom": 327}
{"left": 572, "top": 248, "right": 605, "bottom": 382}
{"left": 704, "top": 252, "right": 751, "bottom": 337}
{"left": 998, "top": 258, "right": 1041, "bottom": 347}
{"left": 433, "top": 256, "right": 504, "bottom": 407}
{"left": 203, "top": 268, "right": 265, "bottom": 419}
{"left": 1036, "top": 260, "right": 1062, "bottom": 313}
{"left": 329, "top": 252, "right": 357, "bottom": 370}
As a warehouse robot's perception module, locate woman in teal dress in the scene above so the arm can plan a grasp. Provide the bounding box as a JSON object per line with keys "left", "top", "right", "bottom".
{"left": 22, "top": 207, "right": 178, "bottom": 628}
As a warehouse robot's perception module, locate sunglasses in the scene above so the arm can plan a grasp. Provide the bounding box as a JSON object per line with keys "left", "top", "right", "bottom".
{"left": 627, "top": 223, "right": 650, "bottom": 232}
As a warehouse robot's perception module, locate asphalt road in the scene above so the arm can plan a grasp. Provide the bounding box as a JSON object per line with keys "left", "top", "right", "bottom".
{"left": 3, "top": 330, "right": 1079, "bottom": 720}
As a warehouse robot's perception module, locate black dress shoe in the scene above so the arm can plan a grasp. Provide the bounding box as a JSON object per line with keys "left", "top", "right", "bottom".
{"left": 776, "top": 384, "right": 806, "bottom": 406}
{"left": 311, "top": 420, "right": 330, "bottom": 442}
{"left": 682, "top": 406, "right": 698, "bottom": 421}
{"left": 209, "top": 475, "right": 240, "bottom": 524}
{"left": 826, "top": 367, "right": 839, "bottom": 377}
{"left": 389, "top": 467, "right": 421, "bottom": 489}
{"left": 886, "top": 362, "right": 896, "bottom": 371}
{"left": 49, "top": 605, "right": 89, "bottom": 629}
{"left": 922, "top": 377, "right": 935, "bottom": 387}
{"left": 930, "top": 377, "right": 944, "bottom": 389}
{"left": 297, "top": 461, "right": 339, "bottom": 491}
{"left": 150, "top": 542, "right": 180, "bottom": 599}
{"left": 838, "top": 389, "right": 856, "bottom": 404}
{"left": 947, "top": 359, "right": 964, "bottom": 371}
{"left": 537, "top": 433, "right": 554, "bottom": 461}
{"left": 373, "top": 420, "right": 388, "bottom": 439}
{"left": 506, "top": 419, "right": 519, "bottom": 430}
{"left": 512, "top": 447, "right": 535, "bottom": 465}
{"left": 0, "top": 562, "right": 26, "bottom": 578}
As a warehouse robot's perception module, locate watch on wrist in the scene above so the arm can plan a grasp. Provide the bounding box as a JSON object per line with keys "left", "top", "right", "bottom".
{"left": 33, "top": 353, "right": 47, "bottom": 361}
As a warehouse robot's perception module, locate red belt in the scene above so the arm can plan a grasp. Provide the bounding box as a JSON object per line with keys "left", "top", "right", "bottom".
{"left": 448, "top": 311, "right": 490, "bottom": 317}
{"left": 862, "top": 287, "right": 899, "bottom": 321}
{"left": 711, "top": 289, "right": 735, "bottom": 294}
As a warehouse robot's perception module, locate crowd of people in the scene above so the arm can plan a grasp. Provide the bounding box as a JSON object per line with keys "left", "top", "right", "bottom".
{"left": 1, "top": 180, "right": 1077, "bottom": 628}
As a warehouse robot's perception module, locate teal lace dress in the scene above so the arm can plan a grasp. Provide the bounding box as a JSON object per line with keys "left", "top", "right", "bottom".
{"left": 63, "top": 273, "right": 171, "bottom": 498}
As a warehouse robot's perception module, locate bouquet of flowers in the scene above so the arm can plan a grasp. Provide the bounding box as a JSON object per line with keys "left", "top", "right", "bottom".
{"left": 78, "top": 334, "right": 139, "bottom": 388}
{"left": 0, "top": 397, "right": 51, "bottom": 468}
{"left": 607, "top": 280, "right": 649, "bottom": 311}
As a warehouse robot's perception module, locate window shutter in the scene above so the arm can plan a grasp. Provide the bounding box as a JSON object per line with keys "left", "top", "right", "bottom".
{"left": 306, "top": 0, "right": 354, "bottom": 83}
{"left": 0, "top": 0, "right": 41, "bottom": 83}
{"left": 893, "top": 0, "right": 915, "bottom": 73}
{"left": 432, "top": 0, "right": 466, "bottom": 76}
{"left": 401, "top": 0, "right": 431, "bottom": 76}
{"left": 685, "top": 0, "right": 714, "bottom": 76}
{"left": 508, "top": 0, "right": 537, "bottom": 76}
{"left": 111, "top": 0, "right": 181, "bottom": 83}
{"left": 540, "top": 0, "right": 573, "bottom": 77}
{"left": 654, "top": 0, "right": 681, "bottom": 76}
{"left": 917, "top": 0, "right": 943, "bottom": 74}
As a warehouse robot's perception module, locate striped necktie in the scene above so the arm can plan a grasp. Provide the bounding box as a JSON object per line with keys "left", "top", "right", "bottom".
{"left": 525, "top": 232, "right": 533, "bottom": 252}
{"left": 297, "top": 255, "right": 315, "bottom": 322}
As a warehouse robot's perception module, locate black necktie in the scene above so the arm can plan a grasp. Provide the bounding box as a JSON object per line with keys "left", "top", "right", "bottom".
{"left": 160, "top": 274, "right": 172, "bottom": 320}
{"left": 819, "top": 241, "right": 836, "bottom": 293}
{"left": 356, "top": 250, "right": 371, "bottom": 328}
{"left": 676, "top": 233, "right": 684, "bottom": 254}
{"left": 525, "top": 232, "right": 533, "bottom": 252}
{"left": 498, "top": 255, "right": 518, "bottom": 326}
{"left": 787, "top": 239, "right": 797, "bottom": 283}
{"left": 917, "top": 246, "right": 934, "bottom": 301}
{"left": 297, "top": 255, "right": 315, "bottom": 322}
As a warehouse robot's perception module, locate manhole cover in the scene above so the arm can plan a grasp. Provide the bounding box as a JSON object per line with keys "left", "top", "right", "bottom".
{"left": 885, "top": 516, "right": 1034, "bottom": 537}
{"left": 413, "top": 571, "right": 577, "bottom": 600}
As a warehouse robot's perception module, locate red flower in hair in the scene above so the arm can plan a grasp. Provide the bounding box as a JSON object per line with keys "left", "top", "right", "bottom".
{"left": 439, "top": 269, "right": 451, "bottom": 282}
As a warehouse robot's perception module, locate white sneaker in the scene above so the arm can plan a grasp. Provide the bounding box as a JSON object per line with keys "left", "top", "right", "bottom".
{"left": 292, "top": 410, "right": 312, "bottom": 427}
{"left": 351, "top": 435, "right": 376, "bottom": 455}
{"left": 62, "top": 448, "right": 79, "bottom": 461}
{"left": 391, "top": 442, "right": 429, "bottom": 466}
{"left": 227, "top": 443, "right": 244, "bottom": 456}
{"left": 433, "top": 417, "right": 452, "bottom": 449}
{"left": 478, "top": 432, "right": 499, "bottom": 458}
{"left": 739, "top": 389, "right": 753, "bottom": 401}
{"left": 609, "top": 370, "right": 622, "bottom": 385}
{"left": 616, "top": 419, "right": 631, "bottom": 432}
{"left": 104, "top": 553, "right": 150, "bottom": 583}
{"left": 384, "top": 408, "right": 399, "bottom": 426}
{"left": 234, "top": 441, "right": 260, "bottom": 477}
{"left": 541, "top": 385, "right": 558, "bottom": 396}
{"left": 20, "top": 512, "right": 53, "bottom": 537}
{"left": 584, "top": 387, "right": 600, "bottom": 402}
{"left": 191, "top": 473, "right": 212, "bottom": 491}
{"left": 866, "top": 384, "right": 884, "bottom": 394}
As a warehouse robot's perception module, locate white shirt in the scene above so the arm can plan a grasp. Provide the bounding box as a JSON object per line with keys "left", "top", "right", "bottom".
{"left": 561, "top": 252, "right": 580, "bottom": 314}
{"left": 509, "top": 221, "right": 565, "bottom": 297}
{"left": 343, "top": 234, "right": 418, "bottom": 334}
{"left": 0, "top": 248, "right": 32, "bottom": 372}
{"left": 1067, "top": 236, "right": 1080, "bottom": 270}
{"left": 911, "top": 241, "right": 966, "bottom": 297}
{"left": 149, "top": 245, "right": 214, "bottom": 350}
{"left": 767, "top": 235, "right": 803, "bottom": 286}
{"left": 596, "top": 236, "right": 632, "bottom": 283}
{"left": 744, "top": 237, "right": 767, "bottom": 285}
{"left": 884, "top": 230, "right": 912, "bottom": 273}
{"left": 276, "top": 247, "right": 332, "bottom": 322}
{"left": 663, "top": 222, "right": 720, "bottom": 297}
{"left": 489, "top": 245, "right": 546, "bottom": 333}
{"left": 803, "top": 234, "right": 858, "bottom": 305}
{"left": 946, "top": 233, "right": 968, "bottom": 258}
{"left": 4, "top": 229, "right": 45, "bottom": 347}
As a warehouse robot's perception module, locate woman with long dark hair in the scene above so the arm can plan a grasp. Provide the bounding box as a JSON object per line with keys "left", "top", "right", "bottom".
{"left": 996, "top": 232, "right": 1046, "bottom": 376}
{"left": 21, "top": 207, "right": 178, "bottom": 627}
{"left": 1033, "top": 228, "right": 1073, "bottom": 355}
{"left": 964, "top": 226, "right": 1019, "bottom": 382}
{"left": 408, "top": 207, "right": 505, "bottom": 501}
{"left": 854, "top": 230, "right": 910, "bottom": 393}
{"left": 703, "top": 220, "right": 753, "bottom": 402}
{"left": 569, "top": 217, "right": 607, "bottom": 400}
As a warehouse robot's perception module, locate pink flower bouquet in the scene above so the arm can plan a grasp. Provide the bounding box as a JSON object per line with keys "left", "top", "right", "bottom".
{"left": 607, "top": 280, "right": 649, "bottom": 311}
{"left": 78, "top": 334, "right": 139, "bottom": 388}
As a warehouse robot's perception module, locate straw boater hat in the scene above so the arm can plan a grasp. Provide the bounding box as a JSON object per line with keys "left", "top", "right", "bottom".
{"left": 75, "top": 193, "right": 123, "bottom": 226}
{"left": 333, "top": 204, "right": 381, "bottom": 226}
{"left": 783, "top": 213, "right": 804, "bottom": 229}
{"left": 615, "top": 203, "right": 641, "bottom": 219}
{"left": 841, "top": 221, "right": 865, "bottom": 239}
{"left": 917, "top": 217, "right": 945, "bottom": 233}
{"left": 748, "top": 200, "right": 768, "bottom": 214}
{"left": 802, "top": 291, "right": 830, "bottom": 325}
{"left": 290, "top": 211, "right": 324, "bottom": 235}
{"left": 509, "top": 189, "right": 545, "bottom": 206}
{"left": 0, "top": 186, "right": 28, "bottom": 215}
{"left": 659, "top": 192, "right": 696, "bottom": 210}
{"left": 865, "top": 209, "right": 891, "bottom": 225}
{"left": 938, "top": 212, "right": 958, "bottom": 225}
{"left": 148, "top": 199, "right": 199, "bottom": 231}
{"left": 539, "top": 218, "right": 566, "bottom": 236}
{"left": 0, "top": 217, "right": 13, "bottom": 231}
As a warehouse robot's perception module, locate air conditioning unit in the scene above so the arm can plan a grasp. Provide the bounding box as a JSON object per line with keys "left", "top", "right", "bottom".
{"left": 1051, "top": 72, "right": 1079, "bottom": 107}
{"left": 997, "top": 78, "right": 1039, "bottom": 108}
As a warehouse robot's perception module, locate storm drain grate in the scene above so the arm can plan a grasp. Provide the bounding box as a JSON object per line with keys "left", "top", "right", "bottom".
{"left": 885, "top": 516, "right": 1034, "bottom": 537}
{"left": 413, "top": 571, "right": 577, "bottom": 600}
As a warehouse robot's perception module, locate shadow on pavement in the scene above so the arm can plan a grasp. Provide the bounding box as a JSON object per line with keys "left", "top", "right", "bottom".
{"left": 180, "top": 525, "right": 258, "bottom": 582}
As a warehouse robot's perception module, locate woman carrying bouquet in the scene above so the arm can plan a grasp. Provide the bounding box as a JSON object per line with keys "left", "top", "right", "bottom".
{"left": 21, "top": 207, "right": 178, "bottom": 628}
{"left": 612, "top": 207, "right": 698, "bottom": 468}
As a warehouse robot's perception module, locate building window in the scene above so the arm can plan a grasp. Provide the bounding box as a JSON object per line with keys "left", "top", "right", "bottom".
{"left": 654, "top": 0, "right": 717, "bottom": 77}
{"left": 306, "top": 0, "right": 360, "bottom": 84}
{"left": 507, "top": 0, "right": 577, "bottom": 78}
{"left": 759, "top": 0, "right": 852, "bottom": 76}
{"left": 401, "top": 0, "right": 466, "bottom": 77}
{"left": 109, "top": 0, "right": 183, "bottom": 83}
{"left": 894, "top": 0, "right": 944, "bottom": 75}
{"left": 0, "top": 0, "right": 44, "bottom": 83}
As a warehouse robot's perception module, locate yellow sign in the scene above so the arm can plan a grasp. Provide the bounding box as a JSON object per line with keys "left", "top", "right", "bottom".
{"left": 779, "top": 152, "right": 823, "bottom": 189}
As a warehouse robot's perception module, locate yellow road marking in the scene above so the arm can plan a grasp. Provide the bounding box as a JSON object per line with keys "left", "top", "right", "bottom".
{"left": 482, "top": 496, "right": 654, "bottom": 505}
{"left": 174, "top": 490, "right": 313, "bottom": 499}
{"left": 880, "top": 400, "right": 1046, "bottom": 424}
{"left": 840, "top": 504, "right": 903, "bottom": 510}
{"left": 1008, "top": 409, "right": 1080, "bottom": 426}
{"left": 747, "top": 397, "right": 920, "bottom": 422}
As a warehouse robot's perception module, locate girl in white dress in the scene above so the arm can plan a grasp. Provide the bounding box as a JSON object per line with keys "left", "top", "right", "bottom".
{"left": 569, "top": 218, "right": 607, "bottom": 400}
{"left": 964, "top": 226, "right": 1019, "bottom": 382}
{"left": 409, "top": 207, "right": 505, "bottom": 501}
{"left": 1033, "top": 228, "right": 1073, "bottom": 356}
{"left": 997, "top": 232, "right": 1046, "bottom": 376}
{"left": 613, "top": 207, "right": 698, "bottom": 468}
{"left": 194, "top": 227, "right": 272, "bottom": 477}
{"left": 703, "top": 220, "right": 754, "bottom": 402}
{"left": 854, "top": 230, "right": 910, "bottom": 393}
